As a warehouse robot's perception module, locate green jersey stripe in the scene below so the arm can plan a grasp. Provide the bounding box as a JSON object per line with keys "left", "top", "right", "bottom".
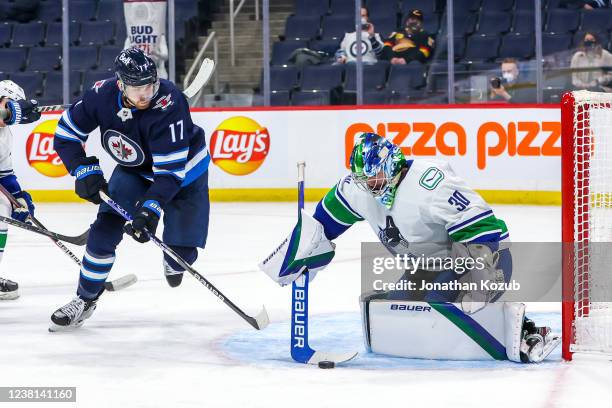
{"left": 449, "top": 215, "right": 508, "bottom": 242}
{"left": 322, "top": 186, "right": 363, "bottom": 226}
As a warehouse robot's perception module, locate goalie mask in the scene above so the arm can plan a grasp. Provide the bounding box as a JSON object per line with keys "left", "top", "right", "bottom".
{"left": 350, "top": 133, "right": 406, "bottom": 208}
{"left": 114, "top": 48, "right": 160, "bottom": 106}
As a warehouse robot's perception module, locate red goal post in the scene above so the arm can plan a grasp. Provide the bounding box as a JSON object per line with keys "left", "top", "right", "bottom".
{"left": 561, "top": 90, "right": 612, "bottom": 361}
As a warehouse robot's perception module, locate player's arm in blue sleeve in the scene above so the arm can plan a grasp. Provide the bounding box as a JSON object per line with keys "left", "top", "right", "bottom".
{"left": 143, "top": 92, "right": 193, "bottom": 206}
{"left": 53, "top": 90, "right": 98, "bottom": 174}
{"left": 313, "top": 176, "right": 364, "bottom": 240}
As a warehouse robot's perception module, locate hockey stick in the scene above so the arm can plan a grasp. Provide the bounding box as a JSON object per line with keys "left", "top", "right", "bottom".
{"left": 290, "top": 162, "right": 358, "bottom": 365}
{"left": 98, "top": 190, "right": 270, "bottom": 330}
{"left": 35, "top": 58, "right": 216, "bottom": 113}
{"left": 0, "top": 185, "right": 137, "bottom": 292}
{"left": 0, "top": 214, "right": 89, "bottom": 245}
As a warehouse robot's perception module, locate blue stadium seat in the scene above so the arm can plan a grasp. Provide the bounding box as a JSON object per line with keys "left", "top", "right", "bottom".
{"left": 0, "top": 48, "right": 27, "bottom": 72}
{"left": 372, "top": 17, "right": 398, "bottom": 37}
{"left": 421, "top": 14, "right": 440, "bottom": 34}
{"left": 271, "top": 40, "right": 307, "bottom": 65}
{"left": 452, "top": 0, "right": 483, "bottom": 15}
{"left": 69, "top": 0, "right": 96, "bottom": 22}
{"left": 452, "top": 13, "right": 477, "bottom": 36}
{"left": 292, "top": 90, "right": 330, "bottom": 105}
{"left": 46, "top": 21, "right": 80, "bottom": 46}
{"left": 69, "top": 47, "right": 98, "bottom": 71}
{"left": 400, "top": 0, "right": 437, "bottom": 15}
{"left": 464, "top": 35, "right": 500, "bottom": 61}
{"left": 28, "top": 47, "right": 62, "bottom": 72}
{"left": 515, "top": 0, "right": 544, "bottom": 10}
{"left": 80, "top": 21, "right": 114, "bottom": 46}
{"left": 481, "top": 0, "right": 514, "bottom": 12}
{"left": 329, "top": 0, "right": 356, "bottom": 16}
{"left": 367, "top": 0, "right": 399, "bottom": 20}
{"left": 12, "top": 22, "right": 45, "bottom": 47}
{"left": 37, "top": 0, "right": 62, "bottom": 22}
{"left": 269, "top": 65, "right": 299, "bottom": 91}
{"left": 0, "top": 23, "right": 11, "bottom": 47}
{"left": 546, "top": 9, "right": 580, "bottom": 33}
{"left": 321, "top": 15, "right": 354, "bottom": 40}
{"left": 387, "top": 63, "right": 427, "bottom": 94}
{"left": 270, "top": 90, "right": 291, "bottom": 106}
{"left": 476, "top": 12, "right": 512, "bottom": 36}
{"left": 580, "top": 9, "right": 612, "bottom": 33}
{"left": 10, "top": 72, "right": 44, "bottom": 97}
{"left": 97, "top": 45, "right": 122, "bottom": 71}
{"left": 542, "top": 32, "right": 572, "bottom": 55}
{"left": 512, "top": 11, "right": 535, "bottom": 34}
{"left": 364, "top": 90, "right": 388, "bottom": 104}
{"left": 309, "top": 39, "right": 341, "bottom": 56}
{"left": 499, "top": 33, "right": 534, "bottom": 60}
{"left": 284, "top": 15, "right": 321, "bottom": 41}
{"left": 44, "top": 71, "right": 82, "bottom": 100}
{"left": 294, "top": 0, "right": 329, "bottom": 17}
{"left": 97, "top": 0, "right": 124, "bottom": 22}
{"left": 436, "top": 36, "right": 467, "bottom": 61}
{"left": 300, "top": 64, "right": 344, "bottom": 90}
{"left": 343, "top": 62, "right": 388, "bottom": 92}
{"left": 114, "top": 21, "right": 126, "bottom": 45}
{"left": 467, "top": 61, "right": 498, "bottom": 73}
{"left": 83, "top": 70, "right": 114, "bottom": 89}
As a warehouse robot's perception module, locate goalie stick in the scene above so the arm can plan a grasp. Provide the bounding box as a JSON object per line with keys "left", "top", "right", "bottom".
{"left": 290, "top": 162, "right": 358, "bottom": 365}
{"left": 34, "top": 58, "right": 216, "bottom": 113}
{"left": 99, "top": 190, "right": 270, "bottom": 330}
{"left": 0, "top": 184, "right": 136, "bottom": 292}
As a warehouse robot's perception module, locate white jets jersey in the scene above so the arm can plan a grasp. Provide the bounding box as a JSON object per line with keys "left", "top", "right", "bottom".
{"left": 0, "top": 126, "right": 14, "bottom": 179}
{"left": 315, "top": 159, "right": 509, "bottom": 258}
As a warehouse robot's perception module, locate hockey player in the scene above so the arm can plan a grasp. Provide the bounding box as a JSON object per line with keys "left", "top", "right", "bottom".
{"left": 261, "top": 133, "right": 560, "bottom": 363}
{"left": 0, "top": 80, "right": 40, "bottom": 300}
{"left": 50, "top": 48, "right": 210, "bottom": 331}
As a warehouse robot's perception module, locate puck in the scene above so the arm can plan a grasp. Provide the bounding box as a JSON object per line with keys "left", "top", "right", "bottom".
{"left": 318, "top": 360, "right": 335, "bottom": 369}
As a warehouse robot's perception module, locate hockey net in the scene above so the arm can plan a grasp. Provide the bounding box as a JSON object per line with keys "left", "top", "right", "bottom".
{"left": 562, "top": 90, "right": 612, "bottom": 360}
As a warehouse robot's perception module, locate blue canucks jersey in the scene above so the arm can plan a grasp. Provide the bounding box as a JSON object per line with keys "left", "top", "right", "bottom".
{"left": 53, "top": 78, "right": 209, "bottom": 205}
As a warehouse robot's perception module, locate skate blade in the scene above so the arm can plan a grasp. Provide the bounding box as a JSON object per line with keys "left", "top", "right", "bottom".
{"left": 48, "top": 320, "right": 85, "bottom": 333}
{"left": 0, "top": 290, "right": 19, "bottom": 300}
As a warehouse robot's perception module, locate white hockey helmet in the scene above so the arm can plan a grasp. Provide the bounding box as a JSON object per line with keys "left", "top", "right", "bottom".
{"left": 0, "top": 80, "right": 25, "bottom": 101}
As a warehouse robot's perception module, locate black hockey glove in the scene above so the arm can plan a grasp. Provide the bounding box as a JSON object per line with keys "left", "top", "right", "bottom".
{"left": 73, "top": 156, "right": 107, "bottom": 204}
{"left": 6, "top": 99, "right": 41, "bottom": 125}
{"left": 124, "top": 200, "right": 161, "bottom": 243}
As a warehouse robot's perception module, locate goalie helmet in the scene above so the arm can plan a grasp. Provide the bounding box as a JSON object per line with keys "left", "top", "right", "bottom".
{"left": 349, "top": 132, "right": 406, "bottom": 208}
{"left": 0, "top": 80, "right": 25, "bottom": 101}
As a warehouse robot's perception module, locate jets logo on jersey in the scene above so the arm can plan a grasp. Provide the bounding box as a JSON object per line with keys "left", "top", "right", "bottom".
{"left": 153, "top": 94, "right": 173, "bottom": 111}
{"left": 102, "top": 130, "right": 145, "bottom": 167}
{"left": 93, "top": 80, "right": 106, "bottom": 93}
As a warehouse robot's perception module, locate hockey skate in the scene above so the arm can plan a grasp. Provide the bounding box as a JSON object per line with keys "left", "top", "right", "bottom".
{"left": 49, "top": 297, "right": 98, "bottom": 332}
{"left": 520, "top": 318, "right": 561, "bottom": 363}
{"left": 0, "top": 277, "right": 19, "bottom": 300}
{"left": 163, "top": 260, "right": 184, "bottom": 288}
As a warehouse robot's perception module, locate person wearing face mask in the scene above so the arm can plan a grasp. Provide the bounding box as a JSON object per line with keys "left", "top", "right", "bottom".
{"left": 489, "top": 58, "right": 536, "bottom": 103}
{"left": 381, "top": 9, "right": 435, "bottom": 65}
{"left": 335, "top": 7, "right": 384, "bottom": 65}
{"left": 570, "top": 33, "right": 612, "bottom": 91}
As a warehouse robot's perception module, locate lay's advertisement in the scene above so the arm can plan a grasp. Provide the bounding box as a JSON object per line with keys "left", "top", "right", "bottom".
{"left": 7, "top": 105, "right": 561, "bottom": 203}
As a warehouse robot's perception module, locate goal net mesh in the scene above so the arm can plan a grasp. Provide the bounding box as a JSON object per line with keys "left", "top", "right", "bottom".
{"left": 571, "top": 90, "right": 612, "bottom": 353}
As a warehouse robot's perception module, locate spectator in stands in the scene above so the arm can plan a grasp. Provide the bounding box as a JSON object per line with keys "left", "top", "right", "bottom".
{"left": 5, "top": 0, "right": 40, "bottom": 23}
{"left": 489, "top": 58, "right": 536, "bottom": 103}
{"left": 561, "top": 0, "right": 611, "bottom": 9}
{"left": 381, "top": 9, "right": 435, "bottom": 65}
{"left": 570, "top": 32, "right": 612, "bottom": 91}
{"left": 335, "top": 7, "right": 384, "bottom": 65}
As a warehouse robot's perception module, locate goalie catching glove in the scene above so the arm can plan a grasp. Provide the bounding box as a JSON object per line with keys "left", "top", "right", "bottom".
{"left": 259, "top": 210, "right": 335, "bottom": 286}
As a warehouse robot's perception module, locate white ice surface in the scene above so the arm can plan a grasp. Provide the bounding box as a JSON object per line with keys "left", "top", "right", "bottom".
{"left": 1, "top": 203, "right": 611, "bottom": 408}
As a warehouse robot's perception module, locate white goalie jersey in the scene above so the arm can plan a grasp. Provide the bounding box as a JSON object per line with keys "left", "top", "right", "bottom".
{"left": 0, "top": 126, "right": 15, "bottom": 181}
{"left": 314, "top": 159, "right": 509, "bottom": 255}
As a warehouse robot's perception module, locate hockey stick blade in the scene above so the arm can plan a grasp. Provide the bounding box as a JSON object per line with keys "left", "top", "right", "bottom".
{"left": 307, "top": 351, "right": 359, "bottom": 365}
{"left": 183, "top": 58, "right": 215, "bottom": 99}
{"left": 99, "top": 191, "right": 270, "bottom": 330}
{"left": 0, "top": 215, "right": 89, "bottom": 245}
{"left": 104, "top": 273, "right": 138, "bottom": 292}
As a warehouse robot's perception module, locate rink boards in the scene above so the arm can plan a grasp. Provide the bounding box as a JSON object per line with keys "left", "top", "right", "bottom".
{"left": 9, "top": 103, "right": 560, "bottom": 204}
